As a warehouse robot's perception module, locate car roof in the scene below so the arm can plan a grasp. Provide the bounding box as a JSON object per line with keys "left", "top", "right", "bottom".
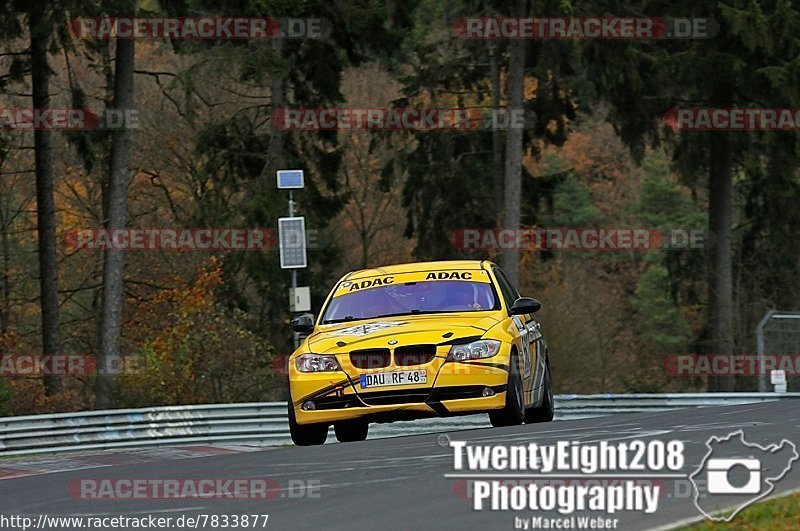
{"left": 345, "top": 260, "right": 495, "bottom": 280}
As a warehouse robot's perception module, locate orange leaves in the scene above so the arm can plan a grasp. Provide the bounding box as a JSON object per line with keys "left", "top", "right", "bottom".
{"left": 118, "top": 257, "right": 278, "bottom": 406}
{"left": 136, "top": 256, "right": 222, "bottom": 316}
{"left": 120, "top": 257, "right": 222, "bottom": 404}
{"left": 5, "top": 379, "right": 86, "bottom": 415}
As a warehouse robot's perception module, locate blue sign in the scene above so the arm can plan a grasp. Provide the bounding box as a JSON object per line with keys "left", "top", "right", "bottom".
{"left": 277, "top": 169, "right": 304, "bottom": 189}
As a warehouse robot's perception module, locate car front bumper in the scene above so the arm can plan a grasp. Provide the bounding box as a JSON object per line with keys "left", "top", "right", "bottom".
{"left": 290, "top": 359, "right": 510, "bottom": 425}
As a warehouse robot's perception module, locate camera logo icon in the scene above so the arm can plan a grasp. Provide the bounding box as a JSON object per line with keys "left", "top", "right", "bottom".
{"left": 690, "top": 430, "right": 798, "bottom": 522}
{"left": 706, "top": 458, "right": 760, "bottom": 494}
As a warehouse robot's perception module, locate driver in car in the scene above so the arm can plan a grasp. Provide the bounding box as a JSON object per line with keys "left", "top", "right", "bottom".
{"left": 445, "top": 283, "right": 481, "bottom": 311}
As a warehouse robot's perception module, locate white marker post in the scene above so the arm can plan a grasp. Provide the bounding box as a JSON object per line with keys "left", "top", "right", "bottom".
{"left": 771, "top": 369, "right": 787, "bottom": 393}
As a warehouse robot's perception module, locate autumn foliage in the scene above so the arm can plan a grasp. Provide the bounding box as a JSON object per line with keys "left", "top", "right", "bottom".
{"left": 118, "top": 257, "right": 282, "bottom": 406}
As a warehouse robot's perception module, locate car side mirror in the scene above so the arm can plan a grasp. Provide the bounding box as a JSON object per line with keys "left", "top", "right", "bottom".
{"left": 291, "top": 314, "right": 315, "bottom": 334}
{"left": 509, "top": 297, "right": 541, "bottom": 315}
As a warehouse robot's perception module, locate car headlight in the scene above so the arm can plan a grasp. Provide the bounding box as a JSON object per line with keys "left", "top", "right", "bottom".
{"left": 447, "top": 339, "right": 501, "bottom": 361}
{"left": 295, "top": 354, "right": 341, "bottom": 372}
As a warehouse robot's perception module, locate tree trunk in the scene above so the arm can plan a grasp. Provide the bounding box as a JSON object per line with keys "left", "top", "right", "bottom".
{"left": 96, "top": 36, "right": 135, "bottom": 408}
{"left": 29, "top": 5, "right": 62, "bottom": 395}
{"left": 706, "top": 130, "right": 735, "bottom": 392}
{"left": 501, "top": 0, "right": 527, "bottom": 287}
{"left": 489, "top": 42, "right": 504, "bottom": 223}
{"left": 1, "top": 211, "right": 10, "bottom": 335}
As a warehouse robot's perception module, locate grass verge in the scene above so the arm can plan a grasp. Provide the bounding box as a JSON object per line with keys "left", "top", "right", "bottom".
{"left": 681, "top": 491, "right": 800, "bottom": 530}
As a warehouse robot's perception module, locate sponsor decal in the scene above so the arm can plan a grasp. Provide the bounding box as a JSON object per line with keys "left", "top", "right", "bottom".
{"left": 333, "top": 271, "right": 488, "bottom": 296}
{"left": 328, "top": 321, "right": 407, "bottom": 337}
{"left": 344, "top": 276, "right": 395, "bottom": 292}
{"left": 425, "top": 271, "right": 473, "bottom": 280}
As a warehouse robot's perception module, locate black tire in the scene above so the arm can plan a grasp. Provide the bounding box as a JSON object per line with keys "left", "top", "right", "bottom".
{"left": 525, "top": 357, "right": 554, "bottom": 423}
{"left": 288, "top": 401, "right": 328, "bottom": 446}
{"left": 489, "top": 352, "right": 525, "bottom": 427}
{"left": 334, "top": 419, "right": 369, "bottom": 442}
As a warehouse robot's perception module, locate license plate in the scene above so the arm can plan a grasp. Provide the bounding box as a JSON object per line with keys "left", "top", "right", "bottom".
{"left": 359, "top": 370, "right": 427, "bottom": 388}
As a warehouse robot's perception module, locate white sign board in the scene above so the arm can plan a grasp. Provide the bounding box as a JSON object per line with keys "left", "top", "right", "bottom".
{"left": 770, "top": 369, "right": 787, "bottom": 385}
{"left": 290, "top": 287, "right": 311, "bottom": 312}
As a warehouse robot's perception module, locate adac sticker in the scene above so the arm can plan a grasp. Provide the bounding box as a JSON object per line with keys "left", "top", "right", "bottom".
{"left": 329, "top": 321, "right": 407, "bottom": 337}
{"left": 340, "top": 276, "right": 394, "bottom": 293}
{"left": 342, "top": 276, "right": 394, "bottom": 291}
{"left": 425, "top": 271, "right": 473, "bottom": 280}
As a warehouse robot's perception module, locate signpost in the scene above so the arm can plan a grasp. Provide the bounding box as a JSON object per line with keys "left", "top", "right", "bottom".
{"left": 278, "top": 170, "right": 309, "bottom": 349}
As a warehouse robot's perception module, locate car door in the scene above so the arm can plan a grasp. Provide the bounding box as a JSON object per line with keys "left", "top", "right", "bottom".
{"left": 492, "top": 267, "right": 544, "bottom": 406}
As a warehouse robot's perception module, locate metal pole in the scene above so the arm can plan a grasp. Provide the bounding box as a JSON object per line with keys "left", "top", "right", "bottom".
{"left": 289, "top": 190, "right": 299, "bottom": 350}
{"left": 756, "top": 310, "right": 775, "bottom": 392}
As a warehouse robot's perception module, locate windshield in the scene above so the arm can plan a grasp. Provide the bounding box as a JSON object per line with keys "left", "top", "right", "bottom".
{"left": 321, "top": 280, "right": 498, "bottom": 323}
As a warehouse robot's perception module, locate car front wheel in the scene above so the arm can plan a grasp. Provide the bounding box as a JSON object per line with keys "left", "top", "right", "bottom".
{"left": 489, "top": 352, "right": 525, "bottom": 427}
{"left": 288, "top": 401, "right": 328, "bottom": 446}
{"left": 334, "top": 419, "right": 369, "bottom": 442}
{"left": 525, "top": 357, "right": 554, "bottom": 423}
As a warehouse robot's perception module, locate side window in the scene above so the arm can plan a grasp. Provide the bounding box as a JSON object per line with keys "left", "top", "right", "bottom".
{"left": 492, "top": 267, "right": 519, "bottom": 309}
{"left": 499, "top": 269, "right": 521, "bottom": 299}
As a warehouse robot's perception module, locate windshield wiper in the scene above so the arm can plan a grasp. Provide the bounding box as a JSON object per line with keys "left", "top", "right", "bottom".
{"left": 371, "top": 309, "right": 429, "bottom": 319}
{"left": 324, "top": 309, "right": 447, "bottom": 324}
{"left": 322, "top": 315, "right": 357, "bottom": 324}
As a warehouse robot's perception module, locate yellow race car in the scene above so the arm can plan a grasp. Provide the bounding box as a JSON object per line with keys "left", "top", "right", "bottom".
{"left": 287, "top": 260, "right": 553, "bottom": 445}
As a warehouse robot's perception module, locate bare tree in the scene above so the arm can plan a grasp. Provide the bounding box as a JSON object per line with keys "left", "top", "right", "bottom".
{"left": 707, "top": 127, "right": 734, "bottom": 391}
{"left": 489, "top": 42, "right": 504, "bottom": 222}
{"left": 501, "top": 0, "right": 528, "bottom": 287}
{"left": 96, "top": 33, "right": 135, "bottom": 408}
{"left": 335, "top": 65, "right": 414, "bottom": 270}
{"left": 29, "top": 4, "right": 61, "bottom": 394}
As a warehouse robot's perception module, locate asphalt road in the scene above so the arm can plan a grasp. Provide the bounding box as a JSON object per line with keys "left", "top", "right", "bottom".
{"left": 1, "top": 401, "right": 799, "bottom": 531}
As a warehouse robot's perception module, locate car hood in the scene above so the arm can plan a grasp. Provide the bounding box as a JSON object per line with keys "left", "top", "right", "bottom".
{"left": 307, "top": 313, "right": 500, "bottom": 353}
